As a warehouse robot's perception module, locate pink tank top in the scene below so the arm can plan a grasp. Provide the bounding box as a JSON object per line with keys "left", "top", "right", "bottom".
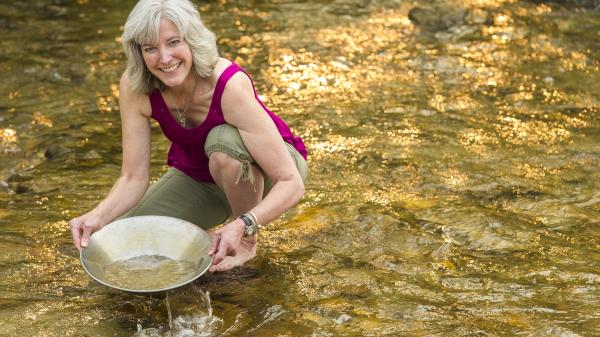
{"left": 148, "top": 62, "right": 308, "bottom": 183}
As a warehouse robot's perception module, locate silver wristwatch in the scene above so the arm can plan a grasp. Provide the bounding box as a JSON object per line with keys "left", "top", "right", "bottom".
{"left": 239, "top": 213, "right": 259, "bottom": 236}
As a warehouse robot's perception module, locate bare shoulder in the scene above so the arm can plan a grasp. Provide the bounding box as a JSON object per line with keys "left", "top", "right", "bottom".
{"left": 213, "top": 57, "right": 233, "bottom": 77}
{"left": 119, "top": 72, "right": 152, "bottom": 118}
{"left": 221, "top": 71, "right": 255, "bottom": 109}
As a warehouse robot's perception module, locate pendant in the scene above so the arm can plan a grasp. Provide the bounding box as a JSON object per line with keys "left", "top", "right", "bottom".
{"left": 177, "top": 110, "right": 186, "bottom": 127}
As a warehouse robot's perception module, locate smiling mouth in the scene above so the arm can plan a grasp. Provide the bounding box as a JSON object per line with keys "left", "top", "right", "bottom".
{"left": 159, "top": 62, "right": 181, "bottom": 73}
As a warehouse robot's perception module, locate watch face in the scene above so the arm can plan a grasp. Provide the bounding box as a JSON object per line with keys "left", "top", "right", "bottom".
{"left": 240, "top": 214, "right": 258, "bottom": 236}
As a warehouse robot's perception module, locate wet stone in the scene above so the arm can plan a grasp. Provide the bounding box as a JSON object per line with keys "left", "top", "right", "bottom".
{"left": 334, "top": 313, "right": 352, "bottom": 324}
{"left": 12, "top": 183, "right": 32, "bottom": 194}
{"left": 44, "top": 144, "right": 69, "bottom": 160}
{"left": 81, "top": 124, "right": 109, "bottom": 134}
{"left": 435, "top": 25, "right": 481, "bottom": 42}
{"left": 544, "top": 76, "right": 555, "bottom": 84}
{"left": 418, "top": 109, "right": 437, "bottom": 116}
{"left": 78, "top": 150, "right": 104, "bottom": 167}
{"left": 325, "top": 0, "right": 373, "bottom": 16}
{"left": 48, "top": 70, "right": 71, "bottom": 83}
{"left": 466, "top": 8, "right": 492, "bottom": 25}
{"left": 6, "top": 173, "right": 33, "bottom": 184}
{"left": 408, "top": 5, "right": 467, "bottom": 32}
{"left": 0, "top": 180, "right": 8, "bottom": 192}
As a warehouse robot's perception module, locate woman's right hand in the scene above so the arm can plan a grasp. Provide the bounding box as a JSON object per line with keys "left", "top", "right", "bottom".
{"left": 69, "top": 212, "right": 105, "bottom": 251}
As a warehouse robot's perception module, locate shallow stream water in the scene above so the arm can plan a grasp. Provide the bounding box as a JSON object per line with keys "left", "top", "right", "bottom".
{"left": 1, "top": 0, "right": 600, "bottom": 336}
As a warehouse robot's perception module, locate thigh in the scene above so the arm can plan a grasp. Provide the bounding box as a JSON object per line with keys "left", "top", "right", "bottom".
{"left": 121, "top": 168, "right": 231, "bottom": 230}
{"left": 205, "top": 124, "right": 309, "bottom": 195}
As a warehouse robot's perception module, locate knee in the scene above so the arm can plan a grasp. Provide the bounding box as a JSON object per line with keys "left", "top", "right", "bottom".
{"left": 209, "top": 151, "right": 264, "bottom": 189}
{"left": 209, "top": 152, "right": 240, "bottom": 171}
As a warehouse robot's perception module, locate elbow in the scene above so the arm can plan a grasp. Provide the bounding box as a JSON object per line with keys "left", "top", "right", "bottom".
{"left": 293, "top": 176, "right": 305, "bottom": 204}
{"left": 120, "top": 170, "right": 149, "bottom": 187}
{"left": 271, "top": 171, "right": 305, "bottom": 205}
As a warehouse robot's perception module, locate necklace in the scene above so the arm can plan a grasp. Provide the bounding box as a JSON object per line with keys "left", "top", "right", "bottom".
{"left": 175, "top": 105, "right": 188, "bottom": 128}
{"left": 172, "top": 81, "right": 199, "bottom": 128}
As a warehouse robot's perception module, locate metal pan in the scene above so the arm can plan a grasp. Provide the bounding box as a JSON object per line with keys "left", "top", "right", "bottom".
{"left": 80, "top": 215, "right": 213, "bottom": 293}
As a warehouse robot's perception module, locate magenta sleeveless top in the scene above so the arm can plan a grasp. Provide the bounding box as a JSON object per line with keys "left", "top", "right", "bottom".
{"left": 148, "top": 62, "right": 308, "bottom": 183}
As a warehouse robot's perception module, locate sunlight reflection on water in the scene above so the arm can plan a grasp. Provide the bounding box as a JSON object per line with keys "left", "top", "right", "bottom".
{"left": 0, "top": 0, "right": 599, "bottom": 336}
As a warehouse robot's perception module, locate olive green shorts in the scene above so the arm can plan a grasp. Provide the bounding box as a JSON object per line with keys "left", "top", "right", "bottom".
{"left": 121, "top": 124, "right": 308, "bottom": 230}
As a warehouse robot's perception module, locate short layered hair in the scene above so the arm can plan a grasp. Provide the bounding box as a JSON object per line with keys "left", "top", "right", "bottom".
{"left": 122, "top": 0, "right": 219, "bottom": 95}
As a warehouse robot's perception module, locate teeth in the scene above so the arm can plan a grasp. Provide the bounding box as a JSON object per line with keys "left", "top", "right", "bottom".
{"left": 160, "top": 63, "right": 179, "bottom": 73}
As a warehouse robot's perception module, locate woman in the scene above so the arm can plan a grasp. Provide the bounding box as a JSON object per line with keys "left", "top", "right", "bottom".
{"left": 69, "top": 0, "right": 308, "bottom": 272}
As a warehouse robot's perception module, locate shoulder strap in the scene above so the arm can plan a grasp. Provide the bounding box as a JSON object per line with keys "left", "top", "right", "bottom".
{"left": 148, "top": 89, "right": 165, "bottom": 118}
{"left": 212, "top": 63, "right": 242, "bottom": 112}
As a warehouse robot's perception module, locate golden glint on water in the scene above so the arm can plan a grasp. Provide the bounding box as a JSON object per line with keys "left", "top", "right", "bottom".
{"left": 103, "top": 255, "right": 198, "bottom": 290}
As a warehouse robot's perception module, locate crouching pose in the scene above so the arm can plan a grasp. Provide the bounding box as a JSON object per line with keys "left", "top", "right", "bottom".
{"left": 69, "top": 0, "right": 308, "bottom": 272}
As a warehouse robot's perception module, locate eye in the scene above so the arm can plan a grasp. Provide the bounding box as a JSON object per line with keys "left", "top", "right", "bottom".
{"left": 168, "top": 39, "right": 180, "bottom": 47}
{"left": 142, "top": 46, "right": 156, "bottom": 53}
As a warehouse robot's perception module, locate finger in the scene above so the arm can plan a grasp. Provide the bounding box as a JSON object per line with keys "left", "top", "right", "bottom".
{"left": 212, "top": 239, "right": 229, "bottom": 265}
{"left": 210, "top": 260, "right": 233, "bottom": 273}
{"left": 69, "top": 220, "right": 82, "bottom": 251}
{"left": 208, "top": 234, "right": 220, "bottom": 256}
{"left": 80, "top": 224, "right": 93, "bottom": 248}
{"left": 209, "top": 263, "right": 226, "bottom": 273}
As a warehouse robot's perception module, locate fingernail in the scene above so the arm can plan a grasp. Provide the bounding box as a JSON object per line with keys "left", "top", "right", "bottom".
{"left": 81, "top": 240, "right": 88, "bottom": 247}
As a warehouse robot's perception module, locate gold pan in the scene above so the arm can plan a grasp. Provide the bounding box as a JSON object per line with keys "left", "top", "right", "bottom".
{"left": 80, "top": 216, "right": 213, "bottom": 293}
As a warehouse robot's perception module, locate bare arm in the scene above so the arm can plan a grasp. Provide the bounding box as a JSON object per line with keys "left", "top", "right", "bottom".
{"left": 69, "top": 73, "right": 152, "bottom": 250}
{"left": 222, "top": 72, "right": 305, "bottom": 226}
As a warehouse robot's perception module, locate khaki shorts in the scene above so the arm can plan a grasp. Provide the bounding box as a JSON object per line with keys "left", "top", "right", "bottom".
{"left": 121, "top": 124, "right": 308, "bottom": 230}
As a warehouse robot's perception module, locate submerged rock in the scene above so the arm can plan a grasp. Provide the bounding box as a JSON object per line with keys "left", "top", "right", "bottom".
{"left": 78, "top": 150, "right": 104, "bottom": 167}
{"left": 466, "top": 8, "right": 492, "bottom": 25}
{"left": 0, "top": 180, "right": 9, "bottom": 193}
{"left": 13, "top": 184, "right": 32, "bottom": 194}
{"left": 325, "top": 0, "right": 373, "bottom": 16}
{"left": 44, "top": 144, "right": 69, "bottom": 160}
{"left": 408, "top": 5, "right": 467, "bottom": 32}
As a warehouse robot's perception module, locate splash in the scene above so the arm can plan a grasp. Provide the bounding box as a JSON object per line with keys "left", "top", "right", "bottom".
{"left": 134, "top": 287, "right": 222, "bottom": 337}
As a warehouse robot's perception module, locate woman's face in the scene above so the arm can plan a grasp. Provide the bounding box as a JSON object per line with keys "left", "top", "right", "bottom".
{"left": 141, "top": 18, "right": 193, "bottom": 88}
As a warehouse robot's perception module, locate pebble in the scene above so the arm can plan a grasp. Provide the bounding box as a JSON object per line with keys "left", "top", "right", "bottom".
{"left": 334, "top": 313, "right": 352, "bottom": 324}
{"left": 418, "top": 109, "right": 437, "bottom": 116}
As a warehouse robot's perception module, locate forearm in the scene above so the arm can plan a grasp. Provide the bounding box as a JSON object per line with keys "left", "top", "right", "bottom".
{"left": 247, "top": 177, "right": 304, "bottom": 226}
{"left": 87, "top": 174, "right": 149, "bottom": 226}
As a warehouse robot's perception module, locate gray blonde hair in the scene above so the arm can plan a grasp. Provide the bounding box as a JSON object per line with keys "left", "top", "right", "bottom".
{"left": 122, "top": 0, "right": 218, "bottom": 95}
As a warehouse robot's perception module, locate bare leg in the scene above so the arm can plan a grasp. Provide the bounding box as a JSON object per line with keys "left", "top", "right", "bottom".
{"left": 208, "top": 152, "right": 263, "bottom": 271}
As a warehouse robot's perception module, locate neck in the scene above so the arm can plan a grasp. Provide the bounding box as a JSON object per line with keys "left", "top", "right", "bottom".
{"left": 169, "top": 73, "right": 199, "bottom": 99}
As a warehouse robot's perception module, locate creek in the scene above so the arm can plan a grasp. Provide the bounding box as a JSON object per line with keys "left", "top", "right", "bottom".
{"left": 1, "top": 0, "right": 599, "bottom": 336}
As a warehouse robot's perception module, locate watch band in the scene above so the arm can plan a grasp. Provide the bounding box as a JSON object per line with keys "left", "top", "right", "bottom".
{"left": 239, "top": 213, "right": 258, "bottom": 236}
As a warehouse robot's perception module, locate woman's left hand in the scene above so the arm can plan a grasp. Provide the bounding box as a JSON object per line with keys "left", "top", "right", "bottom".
{"left": 208, "top": 219, "right": 256, "bottom": 272}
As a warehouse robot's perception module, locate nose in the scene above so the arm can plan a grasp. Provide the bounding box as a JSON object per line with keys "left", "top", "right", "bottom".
{"left": 158, "top": 47, "right": 172, "bottom": 65}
